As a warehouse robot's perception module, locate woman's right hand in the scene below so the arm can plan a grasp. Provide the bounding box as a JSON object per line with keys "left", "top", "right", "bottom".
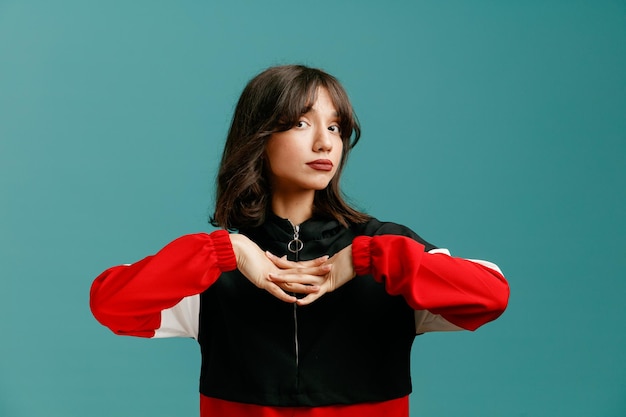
{"left": 229, "top": 234, "right": 328, "bottom": 303}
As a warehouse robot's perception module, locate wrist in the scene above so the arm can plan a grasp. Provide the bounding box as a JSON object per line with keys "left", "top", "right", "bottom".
{"left": 228, "top": 233, "right": 249, "bottom": 266}
{"left": 229, "top": 233, "right": 241, "bottom": 257}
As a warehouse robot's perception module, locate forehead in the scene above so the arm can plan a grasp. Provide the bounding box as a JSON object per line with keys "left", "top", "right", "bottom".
{"left": 304, "top": 88, "right": 339, "bottom": 116}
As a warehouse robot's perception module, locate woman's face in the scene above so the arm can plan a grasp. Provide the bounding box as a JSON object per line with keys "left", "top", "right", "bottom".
{"left": 265, "top": 88, "right": 343, "bottom": 198}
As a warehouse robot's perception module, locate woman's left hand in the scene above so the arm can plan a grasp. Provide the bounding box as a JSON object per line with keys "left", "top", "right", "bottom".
{"left": 266, "top": 245, "right": 356, "bottom": 306}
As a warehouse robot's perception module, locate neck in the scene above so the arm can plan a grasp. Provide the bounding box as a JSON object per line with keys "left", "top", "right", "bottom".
{"left": 271, "top": 191, "right": 315, "bottom": 225}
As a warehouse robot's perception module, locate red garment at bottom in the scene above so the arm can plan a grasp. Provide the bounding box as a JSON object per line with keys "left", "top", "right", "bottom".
{"left": 200, "top": 394, "right": 409, "bottom": 417}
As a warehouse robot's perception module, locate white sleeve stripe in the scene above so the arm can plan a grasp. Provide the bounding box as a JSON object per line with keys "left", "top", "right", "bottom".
{"left": 428, "top": 248, "right": 451, "bottom": 255}
{"left": 415, "top": 310, "right": 463, "bottom": 333}
{"left": 154, "top": 295, "right": 200, "bottom": 340}
{"left": 466, "top": 258, "right": 503, "bottom": 275}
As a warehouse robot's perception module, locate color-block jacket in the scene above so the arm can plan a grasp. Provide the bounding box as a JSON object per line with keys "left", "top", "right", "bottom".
{"left": 90, "top": 215, "right": 509, "bottom": 417}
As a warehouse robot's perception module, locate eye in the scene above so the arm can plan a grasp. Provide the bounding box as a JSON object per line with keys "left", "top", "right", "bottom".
{"left": 295, "top": 120, "right": 310, "bottom": 129}
{"left": 328, "top": 124, "right": 341, "bottom": 134}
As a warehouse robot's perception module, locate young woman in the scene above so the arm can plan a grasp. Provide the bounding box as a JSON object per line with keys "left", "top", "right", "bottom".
{"left": 90, "top": 64, "right": 509, "bottom": 417}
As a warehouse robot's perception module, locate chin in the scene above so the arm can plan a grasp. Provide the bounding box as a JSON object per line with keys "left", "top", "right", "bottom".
{"left": 312, "top": 180, "right": 334, "bottom": 191}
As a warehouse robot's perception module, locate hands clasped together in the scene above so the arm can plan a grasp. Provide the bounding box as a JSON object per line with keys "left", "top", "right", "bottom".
{"left": 230, "top": 234, "right": 356, "bottom": 305}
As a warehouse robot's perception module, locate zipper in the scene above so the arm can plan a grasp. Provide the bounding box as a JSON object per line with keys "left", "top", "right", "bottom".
{"left": 287, "top": 223, "right": 303, "bottom": 255}
{"left": 287, "top": 222, "right": 303, "bottom": 369}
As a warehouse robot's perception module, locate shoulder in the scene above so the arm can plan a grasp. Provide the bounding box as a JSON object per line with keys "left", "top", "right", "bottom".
{"left": 351, "top": 217, "right": 437, "bottom": 251}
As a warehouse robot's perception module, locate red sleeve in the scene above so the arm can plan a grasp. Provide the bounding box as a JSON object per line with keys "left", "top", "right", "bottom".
{"left": 89, "top": 230, "right": 237, "bottom": 337}
{"left": 352, "top": 234, "right": 509, "bottom": 331}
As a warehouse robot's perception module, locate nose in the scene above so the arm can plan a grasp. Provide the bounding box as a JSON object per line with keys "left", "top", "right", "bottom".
{"left": 313, "top": 127, "right": 333, "bottom": 152}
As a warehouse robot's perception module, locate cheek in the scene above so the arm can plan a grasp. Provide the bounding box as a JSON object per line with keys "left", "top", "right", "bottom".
{"left": 335, "top": 141, "right": 344, "bottom": 162}
{"left": 265, "top": 144, "right": 294, "bottom": 177}
{"left": 265, "top": 139, "right": 283, "bottom": 167}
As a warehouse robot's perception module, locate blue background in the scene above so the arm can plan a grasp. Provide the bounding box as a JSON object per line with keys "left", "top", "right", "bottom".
{"left": 1, "top": 1, "right": 625, "bottom": 416}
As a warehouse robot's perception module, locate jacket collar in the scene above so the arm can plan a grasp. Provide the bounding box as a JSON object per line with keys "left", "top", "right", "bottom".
{"left": 239, "top": 213, "right": 349, "bottom": 260}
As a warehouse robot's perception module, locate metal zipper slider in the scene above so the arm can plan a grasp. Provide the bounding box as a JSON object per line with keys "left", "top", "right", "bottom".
{"left": 288, "top": 224, "right": 304, "bottom": 255}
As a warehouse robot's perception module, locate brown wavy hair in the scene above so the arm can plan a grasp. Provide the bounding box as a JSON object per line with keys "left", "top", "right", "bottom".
{"left": 210, "top": 65, "right": 370, "bottom": 229}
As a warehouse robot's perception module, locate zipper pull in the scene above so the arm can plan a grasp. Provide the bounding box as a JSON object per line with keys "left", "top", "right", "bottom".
{"left": 288, "top": 224, "right": 304, "bottom": 254}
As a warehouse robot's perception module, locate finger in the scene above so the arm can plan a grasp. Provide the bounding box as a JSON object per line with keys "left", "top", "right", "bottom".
{"left": 296, "top": 255, "right": 330, "bottom": 268}
{"left": 264, "top": 282, "right": 297, "bottom": 303}
{"left": 271, "top": 264, "right": 331, "bottom": 279}
{"left": 295, "top": 289, "right": 326, "bottom": 306}
{"left": 276, "top": 282, "right": 320, "bottom": 294}
{"left": 265, "top": 252, "right": 298, "bottom": 268}
{"left": 269, "top": 272, "right": 327, "bottom": 286}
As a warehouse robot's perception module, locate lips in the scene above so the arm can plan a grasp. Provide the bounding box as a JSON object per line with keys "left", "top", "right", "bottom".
{"left": 306, "top": 159, "right": 334, "bottom": 171}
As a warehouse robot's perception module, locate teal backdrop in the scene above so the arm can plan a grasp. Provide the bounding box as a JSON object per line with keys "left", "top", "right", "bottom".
{"left": 1, "top": 1, "right": 625, "bottom": 416}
